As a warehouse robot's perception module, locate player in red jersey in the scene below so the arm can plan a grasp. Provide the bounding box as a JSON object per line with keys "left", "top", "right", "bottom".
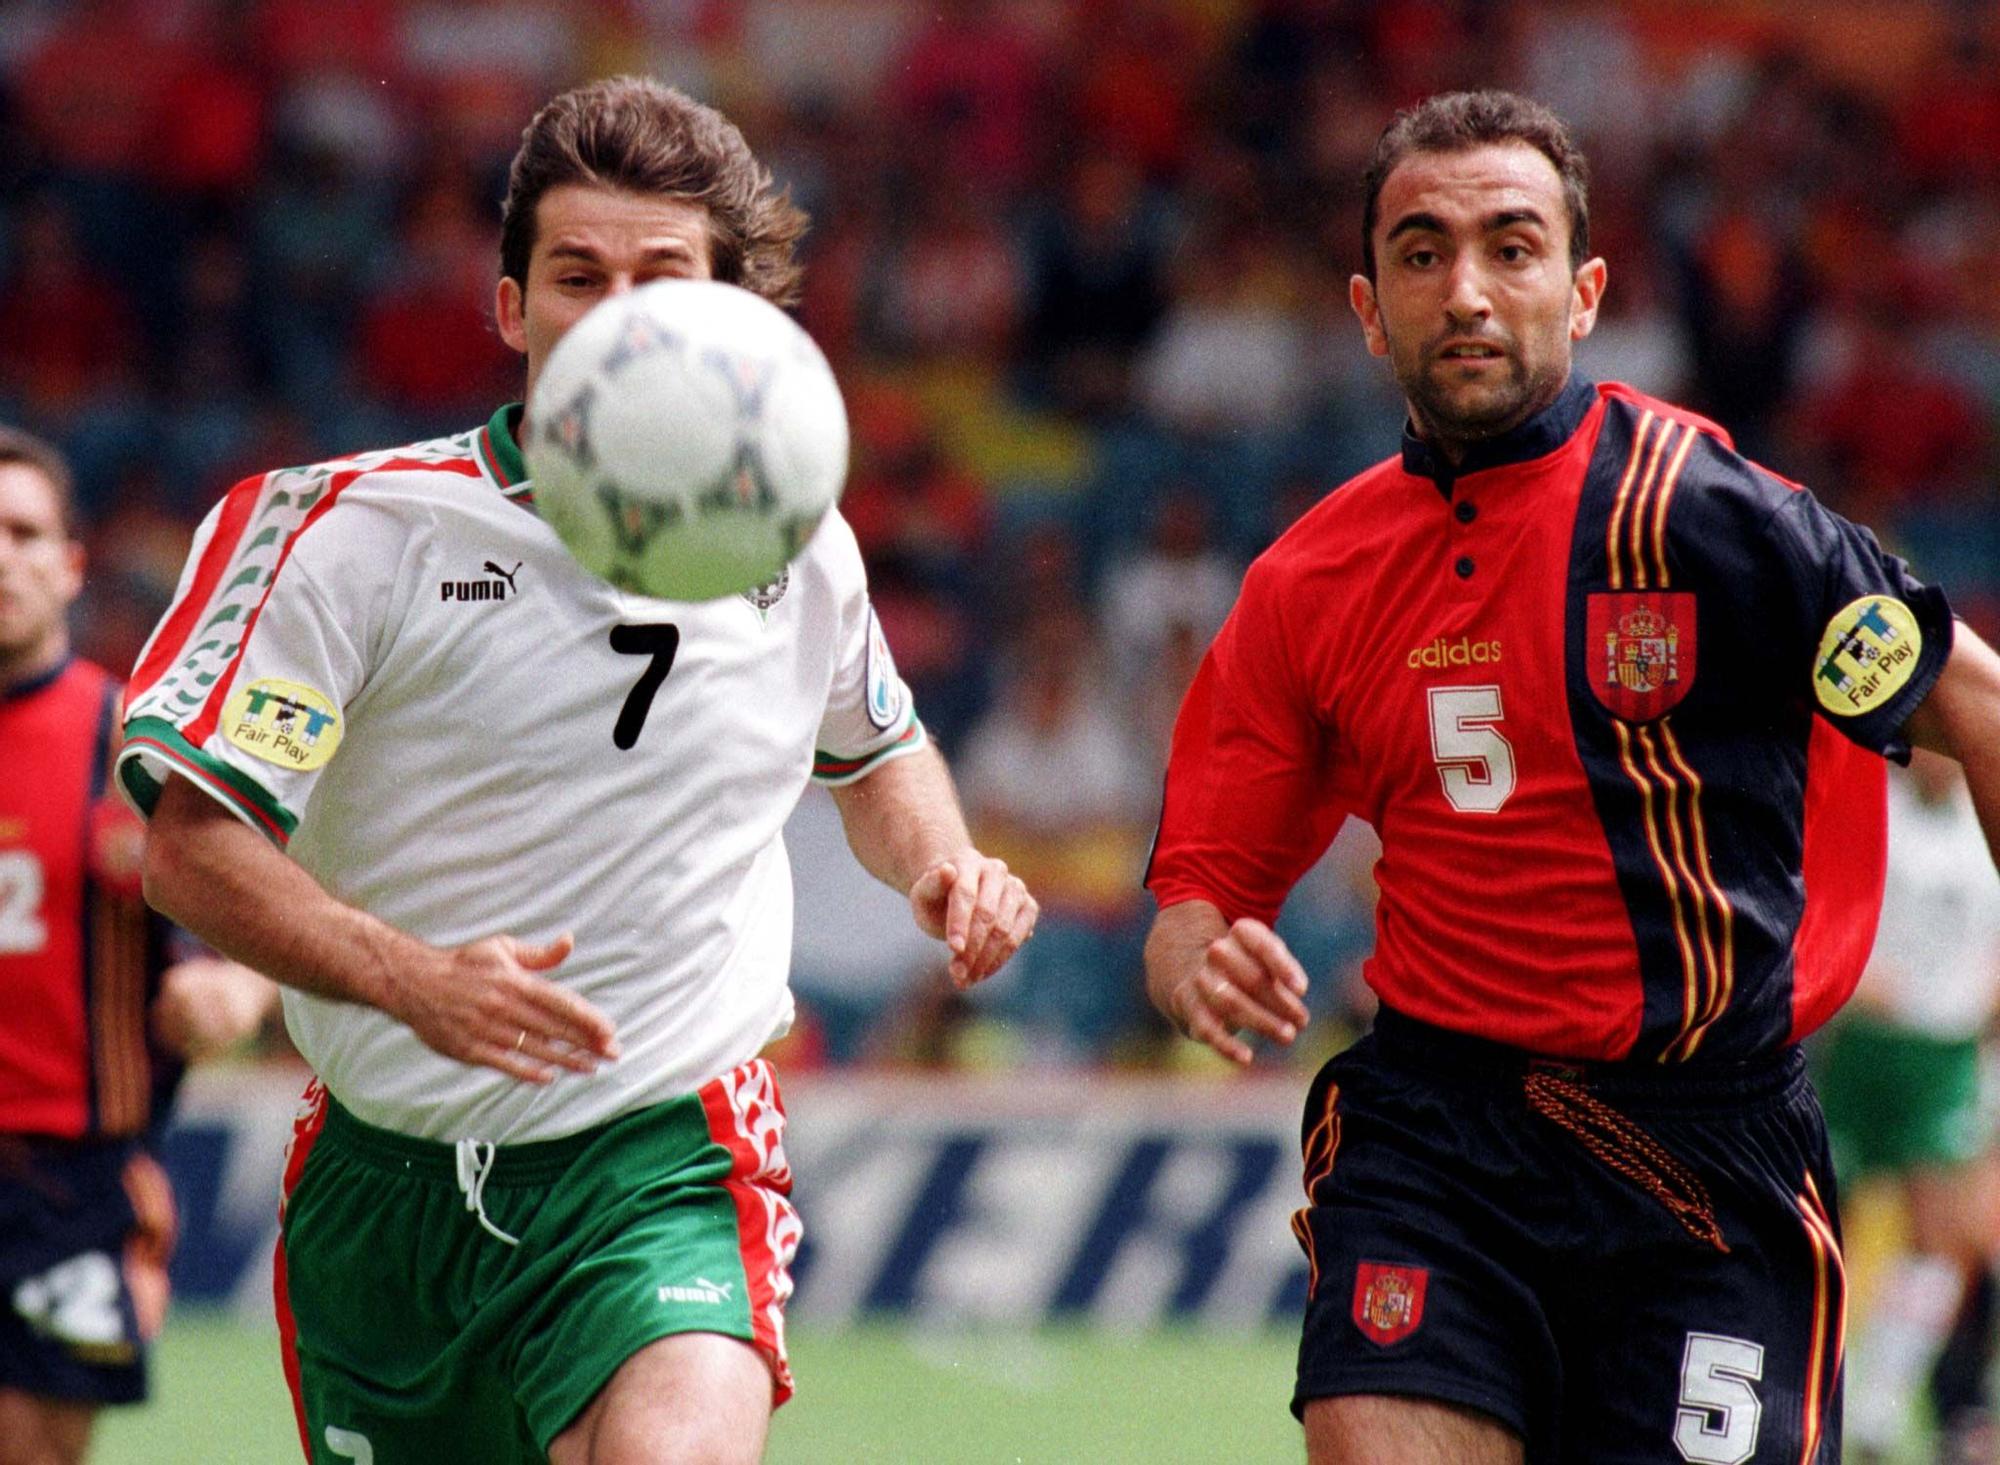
{"left": 1144, "top": 92, "right": 2000, "bottom": 1464}
{"left": 0, "top": 427, "right": 274, "bottom": 1465}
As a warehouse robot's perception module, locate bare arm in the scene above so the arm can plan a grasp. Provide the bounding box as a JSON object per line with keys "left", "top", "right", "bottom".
{"left": 827, "top": 741, "right": 1038, "bottom": 987}
{"left": 142, "top": 775, "right": 618, "bottom": 1082}
{"left": 1144, "top": 898, "right": 1310, "bottom": 1066}
{"left": 1906, "top": 622, "right": 2000, "bottom": 865}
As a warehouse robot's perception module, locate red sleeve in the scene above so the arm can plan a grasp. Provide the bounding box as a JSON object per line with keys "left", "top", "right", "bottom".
{"left": 1144, "top": 555, "right": 1350, "bottom": 923}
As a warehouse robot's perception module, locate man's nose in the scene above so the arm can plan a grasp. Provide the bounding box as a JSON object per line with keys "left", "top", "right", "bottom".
{"left": 1442, "top": 256, "right": 1492, "bottom": 323}
{"left": 605, "top": 274, "right": 637, "bottom": 297}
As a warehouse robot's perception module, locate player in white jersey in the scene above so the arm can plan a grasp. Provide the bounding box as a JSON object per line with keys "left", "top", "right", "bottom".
{"left": 1814, "top": 750, "right": 2000, "bottom": 1461}
{"left": 124, "top": 78, "right": 1038, "bottom": 1465}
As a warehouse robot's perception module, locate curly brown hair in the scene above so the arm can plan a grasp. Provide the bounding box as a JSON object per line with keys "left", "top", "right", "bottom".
{"left": 500, "top": 76, "right": 808, "bottom": 307}
{"left": 1361, "top": 90, "right": 1590, "bottom": 281}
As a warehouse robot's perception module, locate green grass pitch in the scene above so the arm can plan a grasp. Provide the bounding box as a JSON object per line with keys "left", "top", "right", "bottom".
{"left": 93, "top": 1310, "right": 1305, "bottom": 1462}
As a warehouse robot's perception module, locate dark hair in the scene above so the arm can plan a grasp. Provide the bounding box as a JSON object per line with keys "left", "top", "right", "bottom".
{"left": 500, "top": 76, "right": 808, "bottom": 306}
{"left": 1361, "top": 90, "right": 1590, "bottom": 280}
{"left": 0, "top": 425, "right": 77, "bottom": 537}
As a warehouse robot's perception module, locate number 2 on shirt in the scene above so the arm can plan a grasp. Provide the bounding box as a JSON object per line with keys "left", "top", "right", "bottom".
{"left": 0, "top": 850, "right": 48, "bottom": 954}
{"left": 1427, "top": 685, "right": 1516, "bottom": 814}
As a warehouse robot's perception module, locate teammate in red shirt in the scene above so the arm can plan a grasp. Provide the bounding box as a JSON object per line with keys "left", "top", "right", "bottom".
{"left": 1145, "top": 92, "right": 2000, "bottom": 1464}
{"left": 0, "top": 428, "right": 273, "bottom": 1465}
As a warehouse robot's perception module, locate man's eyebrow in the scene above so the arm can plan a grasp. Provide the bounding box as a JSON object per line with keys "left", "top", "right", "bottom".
{"left": 543, "top": 241, "right": 700, "bottom": 262}
{"left": 1386, "top": 207, "right": 1551, "bottom": 244}
{"left": 1385, "top": 211, "right": 1449, "bottom": 243}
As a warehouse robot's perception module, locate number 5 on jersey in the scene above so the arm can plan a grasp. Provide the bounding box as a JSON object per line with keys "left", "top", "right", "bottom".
{"left": 1427, "top": 685, "right": 1516, "bottom": 814}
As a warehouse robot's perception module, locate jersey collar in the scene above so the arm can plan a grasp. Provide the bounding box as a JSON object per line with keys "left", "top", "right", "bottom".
{"left": 1, "top": 653, "right": 71, "bottom": 706}
{"left": 1400, "top": 373, "right": 1598, "bottom": 498}
{"left": 477, "top": 404, "right": 534, "bottom": 505}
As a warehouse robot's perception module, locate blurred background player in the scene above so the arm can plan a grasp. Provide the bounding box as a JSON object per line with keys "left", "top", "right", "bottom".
{"left": 0, "top": 427, "right": 273, "bottom": 1465}
{"left": 1815, "top": 749, "right": 2000, "bottom": 1464}
{"left": 126, "top": 77, "right": 1035, "bottom": 1465}
{"left": 1144, "top": 89, "right": 2000, "bottom": 1463}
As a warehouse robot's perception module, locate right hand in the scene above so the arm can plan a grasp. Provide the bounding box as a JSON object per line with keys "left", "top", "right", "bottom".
{"left": 1168, "top": 918, "right": 1310, "bottom": 1066}
{"left": 391, "top": 932, "right": 620, "bottom": 1084}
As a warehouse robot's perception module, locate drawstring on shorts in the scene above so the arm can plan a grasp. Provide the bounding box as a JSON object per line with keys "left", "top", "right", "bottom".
{"left": 1524, "top": 1068, "right": 1729, "bottom": 1254}
{"left": 454, "top": 1139, "right": 521, "bottom": 1247}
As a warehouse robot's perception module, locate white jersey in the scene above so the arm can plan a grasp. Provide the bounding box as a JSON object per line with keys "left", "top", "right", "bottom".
{"left": 118, "top": 409, "right": 923, "bottom": 1142}
{"left": 1853, "top": 767, "right": 2000, "bottom": 1039}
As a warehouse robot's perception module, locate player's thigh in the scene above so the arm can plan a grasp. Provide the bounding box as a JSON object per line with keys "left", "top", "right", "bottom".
{"left": 513, "top": 1062, "right": 801, "bottom": 1452}
{"left": 1290, "top": 1045, "right": 1559, "bottom": 1453}
{"left": 0, "top": 1389, "right": 94, "bottom": 1465}
{"left": 548, "top": 1332, "right": 770, "bottom": 1465}
{"left": 1556, "top": 1111, "right": 1845, "bottom": 1462}
{"left": 1305, "top": 1394, "right": 1524, "bottom": 1465}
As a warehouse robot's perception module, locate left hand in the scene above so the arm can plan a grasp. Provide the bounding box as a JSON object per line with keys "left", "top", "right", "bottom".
{"left": 150, "top": 957, "right": 279, "bottom": 1061}
{"left": 909, "top": 850, "right": 1039, "bottom": 988}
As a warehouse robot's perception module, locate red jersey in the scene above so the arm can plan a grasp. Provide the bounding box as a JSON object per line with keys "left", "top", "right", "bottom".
{"left": 0, "top": 658, "right": 176, "bottom": 1137}
{"left": 1149, "top": 378, "right": 1955, "bottom": 1063}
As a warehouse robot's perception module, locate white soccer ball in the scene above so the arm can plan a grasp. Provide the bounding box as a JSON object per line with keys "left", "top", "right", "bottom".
{"left": 524, "top": 278, "right": 848, "bottom": 601}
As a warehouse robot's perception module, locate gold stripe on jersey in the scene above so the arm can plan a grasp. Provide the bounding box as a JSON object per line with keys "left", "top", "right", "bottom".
{"left": 1634, "top": 724, "right": 1724, "bottom": 1064}
{"left": 1604, "top": 410, "right": 1658, "bottom": 591}
{"left": 1626, "top": 420, "right": 1689, "bottom": 591}
{"left": 1648, "top": 426, "right": 1699, "bottom": 588}
{"left": 1624, "top": 418, "right": 1679, "bottom": 590}
{"left": 1612, "top": 720, "right": 1704, "bottom": 1060}
{"left": 1659, "top": 722, "right": 1737, "bottom": 1061}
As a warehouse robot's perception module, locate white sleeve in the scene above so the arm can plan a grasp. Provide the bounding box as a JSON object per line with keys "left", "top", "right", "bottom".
{"left": 116, "top": 466, "right": 403, "bottom": 844}
{"left": 808, "top": 513, "right": 926, "bottom": 786}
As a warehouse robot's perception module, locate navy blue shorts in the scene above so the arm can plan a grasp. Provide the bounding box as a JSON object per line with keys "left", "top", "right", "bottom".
{"left": 1292, "top": 1009, "right": 1845, "bottom": 1464}
{"left": 0, "top": 1135, "right": 172, "bottom": 1406}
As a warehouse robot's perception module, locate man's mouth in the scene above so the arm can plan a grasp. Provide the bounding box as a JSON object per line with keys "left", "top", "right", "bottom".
{"left": 1437, "top": 342, "right": 1505, "bottom": 361}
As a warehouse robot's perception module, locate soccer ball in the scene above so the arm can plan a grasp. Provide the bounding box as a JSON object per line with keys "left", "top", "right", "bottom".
{"left": 524, "top": 279, "right": 848, "bottom": 601}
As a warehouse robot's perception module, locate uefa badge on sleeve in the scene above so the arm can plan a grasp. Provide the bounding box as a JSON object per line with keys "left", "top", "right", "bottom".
{"left": 1352, "top": 1261, "right": 1429, "bottom": 1346}
{"left": 1587, "top": 592, "right": 1697, "bottom": 722}
{"left": 1813, "top": 595, "right": 1922, "bottom": 717}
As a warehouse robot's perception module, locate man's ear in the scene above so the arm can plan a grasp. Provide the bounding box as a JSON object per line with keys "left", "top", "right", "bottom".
{"left": 496, "top": 275, "right": 527, "bottom": 354}
{"left": 1350, "top": 274, "right": 1389, "bottom": 359}
{"left": 1569, "top": 257, "right": 1607, "bottom": 343}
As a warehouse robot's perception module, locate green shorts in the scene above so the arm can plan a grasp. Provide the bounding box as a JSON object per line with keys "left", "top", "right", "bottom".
{"left": 1814, "top": 1011, "right": 1989, "bottom": 1178}
{"left": 274, "top": 1061, "right": 800, "bottom": 1463}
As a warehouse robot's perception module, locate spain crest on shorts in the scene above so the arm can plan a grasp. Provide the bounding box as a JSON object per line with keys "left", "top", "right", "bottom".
{"left": 1587, "top": 591, "right": 1696, "bottom": 721}
{"left": 1352, "top": 1261, "right": 1428, "bottom": 1346}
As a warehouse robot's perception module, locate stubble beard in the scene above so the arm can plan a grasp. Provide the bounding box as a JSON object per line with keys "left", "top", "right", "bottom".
{"left": 1394, "top": 336, "right": 1567, "bottom": 457}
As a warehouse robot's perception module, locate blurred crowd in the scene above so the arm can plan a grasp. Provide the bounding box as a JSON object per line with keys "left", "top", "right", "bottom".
{"left": 5, "top": 0, "right": 1997, "bottom": 1069}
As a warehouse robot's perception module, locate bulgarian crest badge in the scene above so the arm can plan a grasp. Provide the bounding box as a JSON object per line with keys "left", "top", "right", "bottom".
{"left": 1587, "top": 591, "right": 1697, "bottom": 721}
{"left": 1351, "top": 1261, "right": 1429, "bottom": 1346}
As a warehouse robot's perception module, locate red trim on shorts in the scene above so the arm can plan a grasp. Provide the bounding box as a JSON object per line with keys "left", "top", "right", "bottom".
{"left": 1793, "top": 1172, "right": 1845, "bottom": 1464}
{"left": 697, "top": 1060, "right": 801, "bottom": 1406}
{"left": 1292, "top": 1081, "right": 1342, "bottom": 1299}
{"left": 275, "top": 1079, "right": 329, "bottom": 1462}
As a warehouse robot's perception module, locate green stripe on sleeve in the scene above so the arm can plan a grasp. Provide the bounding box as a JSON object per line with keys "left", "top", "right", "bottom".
{"left": 812, "top": 714, "right": 927, "bottom": 786}
{"left": 120, "top": 715, "right": 298, "bottom": 844}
